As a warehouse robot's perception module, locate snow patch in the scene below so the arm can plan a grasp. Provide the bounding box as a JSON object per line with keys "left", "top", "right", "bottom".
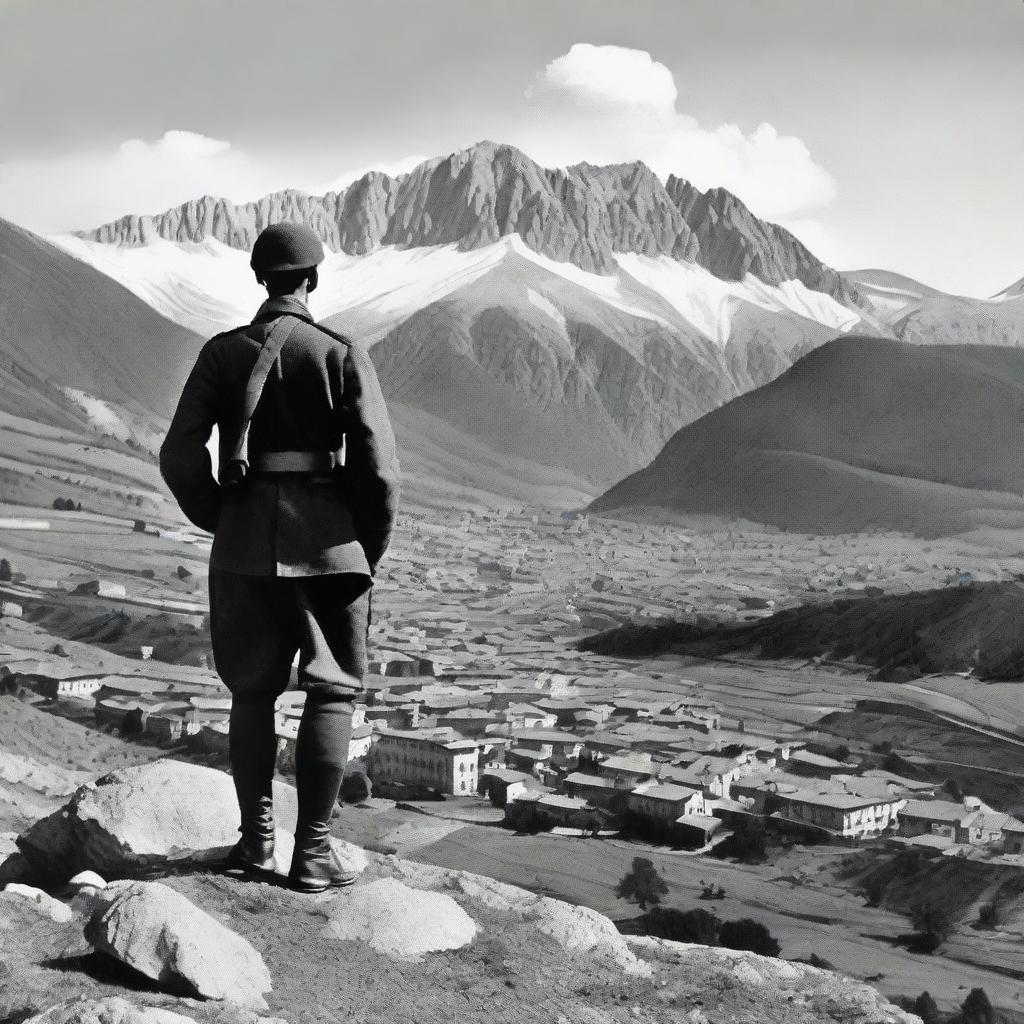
{"left": 525, "top": 288, "right": 567, "bottom": 333}
{"left": 615, "top": 253, "right": 861, "bottom": 345}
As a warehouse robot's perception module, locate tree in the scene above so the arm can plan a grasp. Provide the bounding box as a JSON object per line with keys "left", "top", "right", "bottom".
{"left": 833, "top": 743, "right": 851, "bottom": 762}
{"left": 912, "top": 991, "right": 942, "bottom": 1024}
{"left": 616, "top": 857, "right": 668, "bottom": 911}
{"left": 909, "top": 897, "right": 954, "bottom": 945}
{"left": 960, "top": 987, "right": 994, "bottom": 1024}
{"left": 718, "top": 918, "right": 781, "bottom": 957}
{"left": 0, "top": 558, "right": 11, "bottom": 582}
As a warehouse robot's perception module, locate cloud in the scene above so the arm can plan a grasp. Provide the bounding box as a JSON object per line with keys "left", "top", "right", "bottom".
{"left": 0, "top": 131, "right": 281, "bottom": 233}
{"left": 518, "top": 43, "right": 837, "bottom": 222}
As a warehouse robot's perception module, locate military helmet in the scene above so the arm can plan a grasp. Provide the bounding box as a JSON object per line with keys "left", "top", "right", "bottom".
{"left": 250, "top": 222, "right": 325, "bottom": 276}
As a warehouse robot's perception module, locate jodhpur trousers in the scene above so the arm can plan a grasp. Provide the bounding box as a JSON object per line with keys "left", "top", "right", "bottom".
{"left": 209, "top": 569, "right": 372, "bottom": 847}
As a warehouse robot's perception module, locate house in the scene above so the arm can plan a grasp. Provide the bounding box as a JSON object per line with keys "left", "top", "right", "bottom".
{"left": 595, "top": 754, "right": 657, "bottom": 787}
{"left": 674, "top": 814, "right": 723, "bottom": 846}
{"left": 511, "top": 728, "right": 582, "bottom": 765}
{"left": 1002, "top": 818, "right": 1024, "bottom": 854}
{"left": 368, "top": 728, "right": 479, "bottom": 796}
{"left": 562, "top": 771, "right": 623, "bottom": 809}
{"left": 627, "top": 781, "right": 705, "bottom": 821}
{"left": 440, "top": 707, "right": 504, "bottom": 738}
{"left": 32, "top": 675, "right": 104, "bottom": 699}
{"left": 774, "top": 790, "right": 904, "bottom": 840}
{"left": 534, "top": 794, "right": 593, "bottom": 830}
{"left": 899, "top": 798, "right": 986, "bottom": 844}
{"left": 479, "top": 768, "right": 534, "bottom": 807}
{"left": 503, "top": 703, "right": 557, "bottom": 729}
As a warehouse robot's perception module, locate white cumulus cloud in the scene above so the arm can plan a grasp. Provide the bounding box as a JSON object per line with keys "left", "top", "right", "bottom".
{"left": 517, "top": 43, "right": 837, "bottom": 222}
{"left": 0, "top": 130, "right": 281, "bottom": 233}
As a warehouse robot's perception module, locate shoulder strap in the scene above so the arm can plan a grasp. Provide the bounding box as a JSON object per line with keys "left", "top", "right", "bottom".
{"left": 227, "top": 314, "right": 301, "bottom": 470}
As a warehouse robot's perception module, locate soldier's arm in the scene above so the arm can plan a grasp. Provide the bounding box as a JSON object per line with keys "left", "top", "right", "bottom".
{"left": 159, "top": 340, "right": 223, "bottom": 533}
{"left": 336, "top": 340, "right": 401, "bottom": 571}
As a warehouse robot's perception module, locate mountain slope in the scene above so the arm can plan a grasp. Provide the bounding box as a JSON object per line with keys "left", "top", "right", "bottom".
{"left": 0, "top": 219, "right": 206, "bottom": 519}
{"left": 0, "top": 219, "right": 204, "bottom": 423}
{"left": 589, "top": 337, "right": 1024, "bottom": 535}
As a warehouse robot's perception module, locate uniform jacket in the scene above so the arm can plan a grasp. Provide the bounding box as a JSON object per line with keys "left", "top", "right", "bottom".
{"left": 159, "top": 295, "right": 401, "bottom": 582}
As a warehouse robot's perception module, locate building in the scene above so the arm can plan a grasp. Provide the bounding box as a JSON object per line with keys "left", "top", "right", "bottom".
{"left": 595, "top": 754, "right": 657, "bottom": 788}
{"left": 674, "top": 814, "right": 723, "bottom": 846}
{"left": 73, "top": 579, "right": 127, "bottom": 600}
{"left": 774, "top": 790, "right": 904, "bottom": 840}
{"left": 1003, "top": 819, "right": 1024, "bottom": 854}
{"left": 627, "top": 781, "right": 705, "bottom": 824}
{"left": 562, "top": 771, "right": 624, "bottom": 809}
{"left": 511, "top": 728, "right": 582, "bottom": 766}
{"left": 32, "top": 676, "right": 104, "bottom": 699}
{"left": 368, "top": 728, "right": 479, "bottom": 796}
{"left": 479, "top": 768, "right": 534, "bottom": 807}
{"left": 899, "top": 797, "right": 1019, "bottom": 847}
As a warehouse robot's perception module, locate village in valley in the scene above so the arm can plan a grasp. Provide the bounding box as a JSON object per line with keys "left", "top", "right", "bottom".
{"left": 3, "top": 499, "right": 1024, "bottom": 857}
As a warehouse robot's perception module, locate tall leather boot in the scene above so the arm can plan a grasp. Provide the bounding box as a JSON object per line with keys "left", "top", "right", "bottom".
{"left": 288, "top": 691, "right": 357, "bottom": 892}
{"left": 220, "top": 693, "right": 278, "bottom": 873}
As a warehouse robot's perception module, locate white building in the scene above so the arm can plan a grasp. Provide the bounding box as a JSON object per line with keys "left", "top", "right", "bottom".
{"left": 368, "top": 728, "right": 479, "bottom": 795}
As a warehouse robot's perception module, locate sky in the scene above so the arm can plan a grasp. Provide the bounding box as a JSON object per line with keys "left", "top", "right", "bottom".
{"left": 1, "top": 0, "right": 1021, "bottom": 296}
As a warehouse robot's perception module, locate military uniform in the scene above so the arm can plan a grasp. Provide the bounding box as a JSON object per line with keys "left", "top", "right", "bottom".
{"left": 160, "top": 238, "right": 400, "bottom": 891}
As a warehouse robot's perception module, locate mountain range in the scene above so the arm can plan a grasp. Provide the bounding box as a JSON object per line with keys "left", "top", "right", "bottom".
{"left": 3, "top": 140, "right": 1023, "bottom": 523}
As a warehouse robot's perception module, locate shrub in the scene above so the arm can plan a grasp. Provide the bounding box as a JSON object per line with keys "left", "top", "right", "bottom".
{"left": 642, "top": 907, "right": 720, "bottom": 945}
{"left": 718, "top": 918, "right": 781, "bottom": 957}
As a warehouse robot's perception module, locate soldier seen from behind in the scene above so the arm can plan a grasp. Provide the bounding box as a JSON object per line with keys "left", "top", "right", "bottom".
{"left": 160, "top": 222, "right": 400, "bottom": 892}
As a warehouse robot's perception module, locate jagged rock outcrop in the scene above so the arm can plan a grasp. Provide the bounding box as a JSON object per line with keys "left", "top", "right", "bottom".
{"left": 82, "top": 141, "right": 865, "bottom": 311}
{"left": 85, "top": 881, "right": 273, "bottom": 1009}
{"left": 14, "top": 760, "right": 365, "bottom": 885}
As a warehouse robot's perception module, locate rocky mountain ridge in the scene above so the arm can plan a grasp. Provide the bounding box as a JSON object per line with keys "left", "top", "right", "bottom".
{"left": 82, "top": 141, "right": 867, "bottom": 313}
{"left": 1, "top": 759, "right": 922, "bottom": 1024}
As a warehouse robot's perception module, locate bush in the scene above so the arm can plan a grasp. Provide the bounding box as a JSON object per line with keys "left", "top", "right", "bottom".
{"left": 718, "top": 918, "right": 781, "bottom": 957}
{"left": 0, "top": 558, "right": 11, "bottom": 582}
{"left": 709, "top": 824, "right": 768, "bottom": 863}
{"left": 641, "top": 907, "right": 720, "bottom": 945}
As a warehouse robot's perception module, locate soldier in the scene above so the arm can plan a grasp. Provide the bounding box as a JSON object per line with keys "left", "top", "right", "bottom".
{"left": 159, "top": 221, "right": 400, "bottom": 892}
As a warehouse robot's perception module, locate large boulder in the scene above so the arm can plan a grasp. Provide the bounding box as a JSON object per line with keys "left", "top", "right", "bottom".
{"left": 16, "top": 761, "right": 301, "bottom": 882}
{"left": 325, "top": 877, "right": 477, "bottom": 961}
{"left": 23, "top": 998, "right": 201, "bottom": 1024}
{"left": 85, "top": 881, "right": 273, "bottom": 1010}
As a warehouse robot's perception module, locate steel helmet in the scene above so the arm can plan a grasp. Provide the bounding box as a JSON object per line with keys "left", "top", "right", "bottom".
{"left": 250, "top": 222, "right": 325, "bottom": 276}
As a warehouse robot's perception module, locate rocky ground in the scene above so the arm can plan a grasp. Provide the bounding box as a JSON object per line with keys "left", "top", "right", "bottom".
{"left": 0, "top": 760, "right": 921, "bottom": 1024}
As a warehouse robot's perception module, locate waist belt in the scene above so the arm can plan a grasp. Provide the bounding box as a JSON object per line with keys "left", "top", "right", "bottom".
{"left": 251, "top": 450, "right": 342, "bottom": 473}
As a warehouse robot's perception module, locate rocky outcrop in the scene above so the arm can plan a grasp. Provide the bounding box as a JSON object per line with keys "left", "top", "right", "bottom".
{"left": 5, "top": 760, "right": 924, "bottom": 1024}
{"left": 82, "top": 141, "right": 862, "bottom": 310}
{"left": 86, "top": 881, "right": 273, "bottom": 1010}
{"left": 15, "top": 760, "right": 365, "bottom": 885}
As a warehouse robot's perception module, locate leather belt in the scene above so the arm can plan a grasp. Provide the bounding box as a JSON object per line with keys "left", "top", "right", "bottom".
{"left": 251, "top": 450, "right": 342, "bottom": 473}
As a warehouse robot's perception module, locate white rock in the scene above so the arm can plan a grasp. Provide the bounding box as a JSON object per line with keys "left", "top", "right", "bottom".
{"left": 326, "top": 877, "right": 476, "bottom": 961}
{"left": 2, "top": 883, "right": 74, "bottom": 923}
{"left": 86, "top": 881, "right": 272, "bottom": 1009}
{"left": 17, "top": 761, "right": 302, "bottom": 880}
{"left": 67, "top": 870, "right": 107, "bottom": 891}
{"left": 23, "top": 997, "right": 199, "bottom": 1024}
